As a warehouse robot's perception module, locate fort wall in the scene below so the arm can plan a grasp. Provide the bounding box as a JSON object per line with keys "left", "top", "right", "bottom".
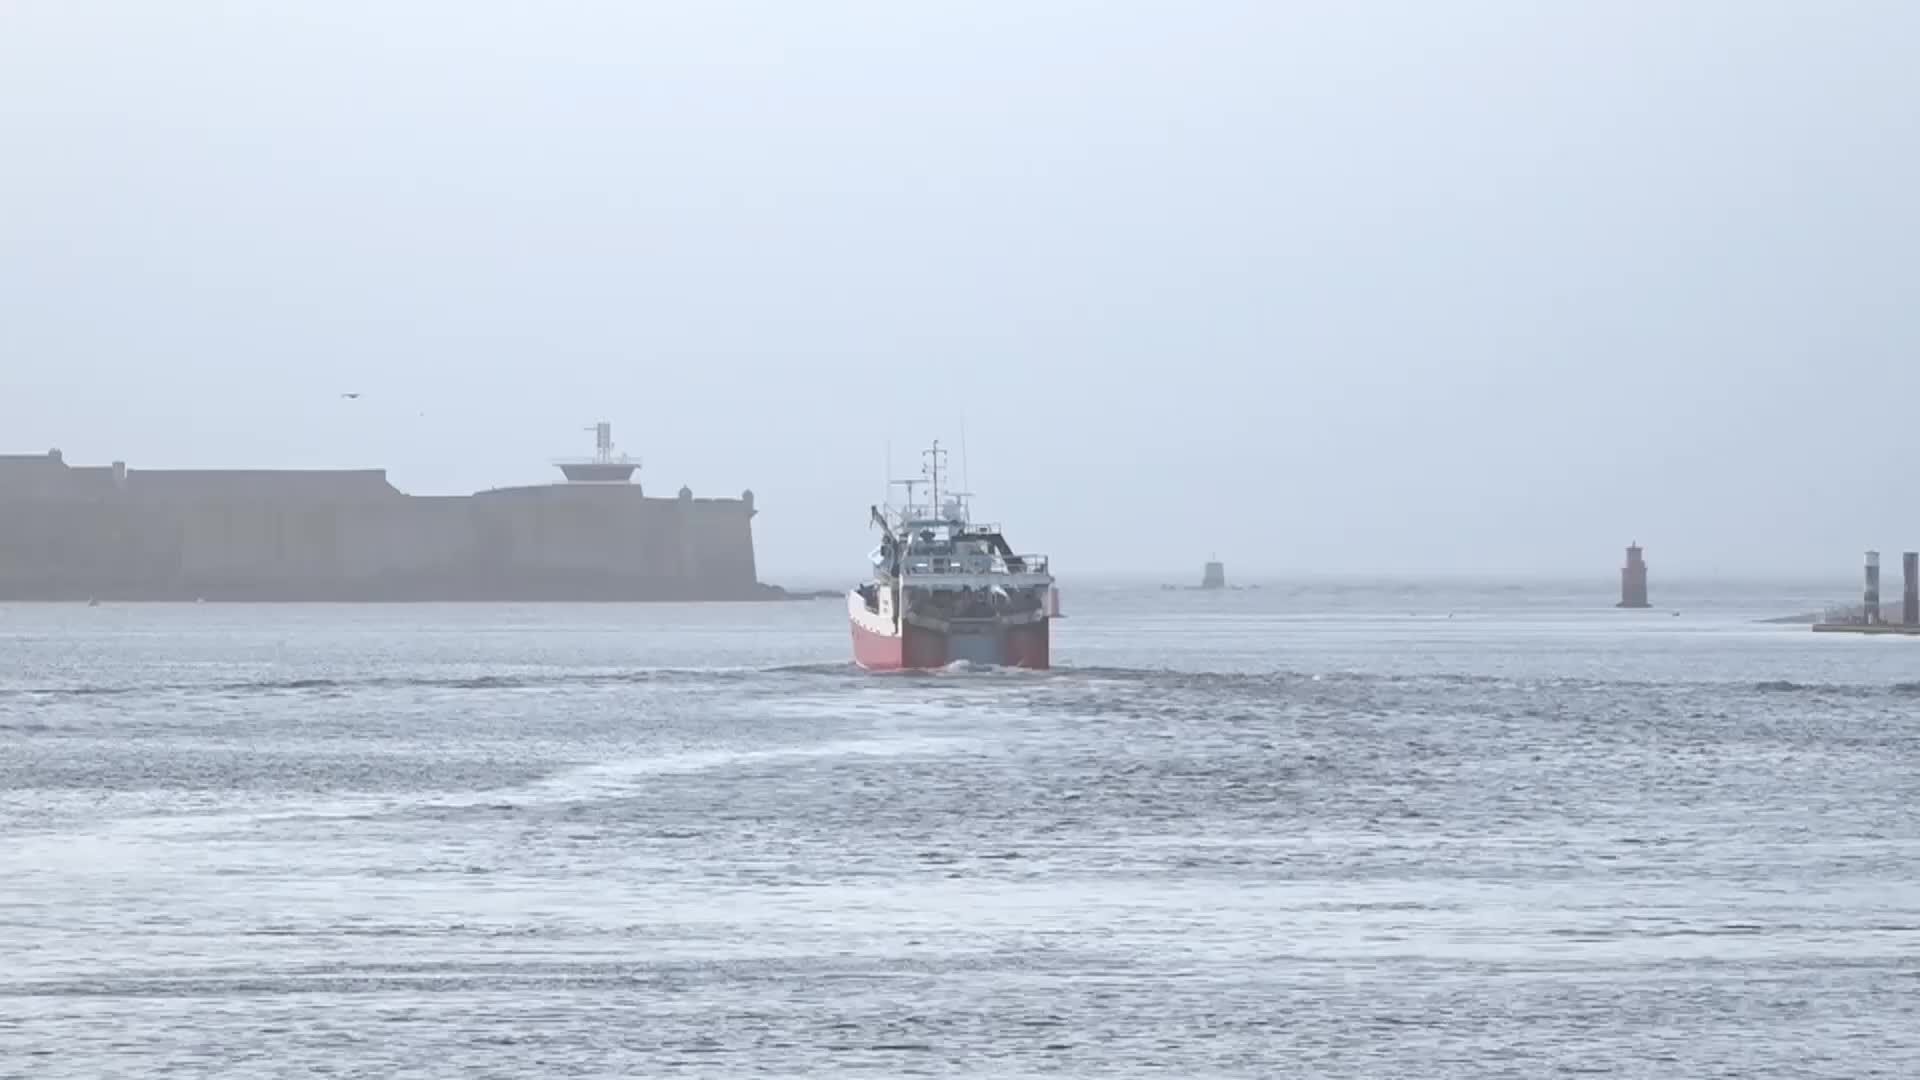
{"left": 0, "top": 450, "right": 766, "bottom": 601}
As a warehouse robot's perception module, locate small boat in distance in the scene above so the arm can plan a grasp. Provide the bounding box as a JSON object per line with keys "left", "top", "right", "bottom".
{"left": 849, "top": 441, "right": 1056, "bottom": 670}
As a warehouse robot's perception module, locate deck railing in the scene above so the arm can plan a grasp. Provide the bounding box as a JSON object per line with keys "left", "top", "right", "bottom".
{"left": 901, "top": 554, "right": 1049, "bottom": 577}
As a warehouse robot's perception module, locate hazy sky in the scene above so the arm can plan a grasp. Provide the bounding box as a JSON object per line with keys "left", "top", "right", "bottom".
{"left": 4, "top": 2, "right": 1916, "bottom": 580}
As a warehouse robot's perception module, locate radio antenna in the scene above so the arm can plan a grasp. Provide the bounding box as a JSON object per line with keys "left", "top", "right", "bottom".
{"left": 960, "top": 413, "right": 971, "bottom": 501}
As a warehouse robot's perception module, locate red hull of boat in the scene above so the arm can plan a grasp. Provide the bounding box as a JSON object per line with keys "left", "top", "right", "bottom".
{"left": 850, "top": 617, "right": 1050, "bottom": 671}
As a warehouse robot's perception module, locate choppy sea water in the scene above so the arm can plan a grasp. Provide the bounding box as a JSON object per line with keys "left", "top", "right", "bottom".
{"left": 3, "top": 580, "right": 1919, "bottom": 1078}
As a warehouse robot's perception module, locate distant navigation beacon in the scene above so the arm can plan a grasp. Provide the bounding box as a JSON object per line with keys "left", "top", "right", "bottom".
{"left": 1617, "top": 542, "right": 1651, "bottom": 608}
{"left": 1201, "top": 557, "right": 1226, "bottom": 590}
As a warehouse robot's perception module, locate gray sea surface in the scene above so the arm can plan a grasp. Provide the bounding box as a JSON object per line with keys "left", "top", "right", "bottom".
{"left": 3, "top": 580, "right": 1919, "bottom": 1077}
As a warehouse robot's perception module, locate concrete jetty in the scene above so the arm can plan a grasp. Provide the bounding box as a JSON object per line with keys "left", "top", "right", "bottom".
{"left": 1812, "top": 549, "right": 1920, "bottom": 635}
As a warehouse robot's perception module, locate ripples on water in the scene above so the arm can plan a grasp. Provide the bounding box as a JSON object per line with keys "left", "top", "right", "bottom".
{"left": 2, "top": 588, "right": 1919, "bottom": 1077}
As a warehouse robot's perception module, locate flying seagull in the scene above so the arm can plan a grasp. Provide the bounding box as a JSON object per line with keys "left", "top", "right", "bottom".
{"left": 340, "top": 392, "right": 361, "bottom": 399}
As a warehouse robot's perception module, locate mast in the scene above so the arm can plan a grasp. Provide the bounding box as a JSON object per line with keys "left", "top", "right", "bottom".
{"left": 960, "top": 415, "right": 971, "bottom": 515}
{"left": 944, "top": 417, "right": 973, "bottom": 524}
{"left": 959, "top": 414, "right": 969, "bottom": 493}
{"left": 922, "top": 440, "right": 948, "bottom": 521}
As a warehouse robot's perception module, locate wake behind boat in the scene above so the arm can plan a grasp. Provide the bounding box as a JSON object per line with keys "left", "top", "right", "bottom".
{"left": 848, "top": 441, "right": 1056, "bottom": 670}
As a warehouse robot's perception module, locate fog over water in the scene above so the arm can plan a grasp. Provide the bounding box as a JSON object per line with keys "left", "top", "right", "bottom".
{"left": 11, "top": 12, "right": 1920, "bottom": 1076}
{"left": 4, "top": 3, "right": 1915, "bottom": 580}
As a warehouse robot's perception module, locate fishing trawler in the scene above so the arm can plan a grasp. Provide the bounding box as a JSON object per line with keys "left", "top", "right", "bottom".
{"left": 848, "top": 441, "right": 1056, "bottom": 670}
